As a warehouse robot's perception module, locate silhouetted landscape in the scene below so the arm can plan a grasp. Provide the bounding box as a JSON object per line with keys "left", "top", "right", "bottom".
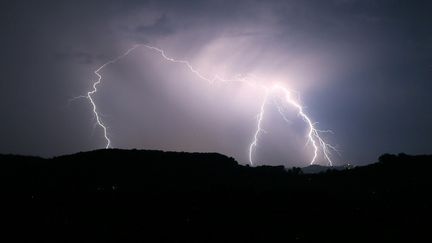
{"left": 1, "top": 149, "right": 431, "bottom": 242}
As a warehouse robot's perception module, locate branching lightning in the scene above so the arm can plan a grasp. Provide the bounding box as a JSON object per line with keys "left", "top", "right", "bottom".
{"left": 78, "top": 44, "right": 338, "bottom": 166}
{"left": 81, "top": 45, "right": 140, "bottom": 148}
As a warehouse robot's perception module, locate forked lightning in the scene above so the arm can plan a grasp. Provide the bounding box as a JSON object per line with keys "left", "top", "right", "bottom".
{"left": 78, "top": 44, "right": 337, "bottom": 166}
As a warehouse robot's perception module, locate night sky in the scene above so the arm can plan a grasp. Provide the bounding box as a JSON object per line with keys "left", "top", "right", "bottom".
{"left": 1, "top": 0, "right": 431, "bottom": 167}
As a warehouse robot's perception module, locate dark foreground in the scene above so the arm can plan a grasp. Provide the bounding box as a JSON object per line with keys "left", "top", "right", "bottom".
{"left": 1, "top": 150, "right": 431, "bottom": 242}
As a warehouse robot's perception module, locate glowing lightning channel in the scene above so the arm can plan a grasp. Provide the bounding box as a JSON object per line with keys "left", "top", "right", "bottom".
{"left": 79, "top": 44, "right": 337, "bottom": 166}
{"left": 248, "top": 91, "right": 269, "bottom": 165}
{"left": 248, "top": 85, "right": 337, "bottom": 166}
{"left": 272, "top": 85, "right": 333, "bottom": 166}
{"left": 84, "top": 45, "right": 140, "bottom": 148}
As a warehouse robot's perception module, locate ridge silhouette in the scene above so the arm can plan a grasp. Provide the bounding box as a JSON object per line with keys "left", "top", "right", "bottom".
{"left": 1, "top": 150, "right": 431, "bottom": 242}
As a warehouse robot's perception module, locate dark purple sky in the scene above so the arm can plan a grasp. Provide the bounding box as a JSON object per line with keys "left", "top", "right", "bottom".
{"left": 1, "top": 0, "right": 431, "bottom": 166}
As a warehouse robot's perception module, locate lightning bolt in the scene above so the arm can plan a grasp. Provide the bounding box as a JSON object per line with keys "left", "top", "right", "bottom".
{"left": 82, "top": 45, "right": 140, "bottom": 148}
{"left": 78, "top": 44, "right": 338, "bottom": 166}
{"left": 248, "top": 91, "right": 269, "bottom": 165}
{"left": 270, "top": 84, "right": 335, "bottom": 166}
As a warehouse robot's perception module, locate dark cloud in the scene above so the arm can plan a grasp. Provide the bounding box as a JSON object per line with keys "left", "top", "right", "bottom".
{"left": 54, "top": 51, "right": 95, "bottom": 64}
{"left": 135, "top": 14, "right": 175, "bottom": 38}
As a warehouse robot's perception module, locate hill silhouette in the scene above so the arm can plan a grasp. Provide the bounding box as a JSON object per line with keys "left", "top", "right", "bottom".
{"left": 1, "top": 149, "right": 431, "bottom": 242}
